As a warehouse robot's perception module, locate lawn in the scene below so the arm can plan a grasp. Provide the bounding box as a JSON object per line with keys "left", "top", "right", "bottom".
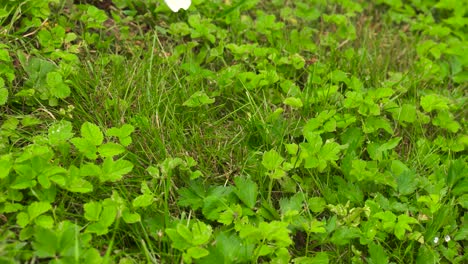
{"left": 0, "top": 0, "right": 466, "bottom": 263}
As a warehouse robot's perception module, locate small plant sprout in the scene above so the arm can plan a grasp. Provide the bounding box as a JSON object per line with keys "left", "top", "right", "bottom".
{"left": 164, "top": 0, "right": 191, "bottom": 12}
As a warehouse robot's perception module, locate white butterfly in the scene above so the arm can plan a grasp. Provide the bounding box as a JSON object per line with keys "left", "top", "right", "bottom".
{"left": 164, "top": 0, "right": 192, "bottom": 12}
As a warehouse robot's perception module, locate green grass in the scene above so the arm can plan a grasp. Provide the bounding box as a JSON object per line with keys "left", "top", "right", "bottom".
{"left": 0, "top": 0, "right": 467, "bottom": 263}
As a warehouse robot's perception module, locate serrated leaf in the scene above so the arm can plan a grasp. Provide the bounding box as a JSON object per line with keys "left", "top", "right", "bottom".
{"left": 187, "top": 246, "right": 209, "bottom": 259}
{"left": 81, "top": 122, "right": 103, "bottom": 146}
{"left": 234, "top": 177, "right": 258, "bottom": 209}
{"left": 397, "top": 170, "right": 418, "bottom": 195}
{"left": 191, "top": 221, "right": 212, "bottom": 246}
{"left": 70, "top": 137, "right": 98, "bottom": 160}
{"left": 100, "top": 158, "right": 134, "bottom": 182}
{"left": 183, "top": 91, "right": 215, "bottom": 107}
{"left": 84, "top": 201, "right": 102, "bottom": 221}
{"left": 32, "top": 227, "right": 58, "bottom": 258}
{"left": 0, "top": 154, "right": 12, "bottom": 178}
{"left": 308, "top": 197, "right": 326, "bottom": 213}
{"left": 330, "top": 226, "right": 361, "bottom": 245}
{"left": 28, "top": 202, "right": 52, "bottom": 222}
{"left": 368, "top": 242, "right": 389, "bottom": 264}
{"left": 48, "top": 120, "right": 74, "bottom": 145}
{"left": 420, "top": 94, "right": 449, "bottom": 112}
{"left": 262, "top": 149, "right": 284, "bottom": 170}
{"left": 46, "top": 71, "right": 70, "bottom": 99}
{"left": 394, "top": 214, "right": 418, "bottom": 240}
{"left": 283, "top": 97, "right": 303, "bottom": 108}
{"left": 0, "top": 88, "right": 8, "bottom": 105}
{"left": 132, "top": 194, "right": 154, "bottom": 208}
{"left": 98, "top": 142, "right": 125, "bottom": 157}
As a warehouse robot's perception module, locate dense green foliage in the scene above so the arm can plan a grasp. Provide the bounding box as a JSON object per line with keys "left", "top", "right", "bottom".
{"left": 0, "top": 0, "right": 466, "bottom": 263}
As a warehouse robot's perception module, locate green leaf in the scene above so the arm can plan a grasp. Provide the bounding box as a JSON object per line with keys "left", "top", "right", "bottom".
{"left": 394, "top": 214, "right": 418, "bottom": 240}
{"left": 420, "top": 94, "right": 450, "bottom": 112}
{"left": 368, "top": 242, "right": 389, "bottom": 264}
{"left": 308, "top": 197, "right": 326, "bottom": 213}
{"left": 262, "top": 149, "right": 284, "bottom": 170}
{"left": 100, "top": 158, "right": 134, "bottom": 182}
{"left": 70, "top": 137, "right": 98, "bottom": 160}
{"left": 191, "top": 221, "right": 212, "bottom": 246}
{"left": 81, "top": 122, "right": 103, "bottom": 146}
{"left": 396, "top": 170, "right": 418, "bottom": 195}
{"left": 234, "top": 177, "right": 258, "bottom": 209}
{"left": 187, "top": 246, "right": 210, "bottom": 259}
{"left": 46, "top": 71, "right": 70, "bottom": 99}
{"left": 176, "top": 223, "right": 193, "bottom": 242}
{"left": 132, "top": 194, "right": 154, "bottom": 208}
{"left": 106, "top": 124, "right": 134, "bottom": 147}
{"left": 283, "top": 97, "right": 303, "bottom": 108}
{"left": 84, "top": 201, "right": 102, "bottom": 221}
{"left": 28, "top": 201, "right": 52, "bottom": 222}
{"left": 166, "top": 228, "right": 191, "bottom": 251}
{"left": 0, "top": 154, "right": 12, "bottom": 178}
{"left": 293, "top": 252, "right": 329, "bottom": 263}
{"left": 16, "top": 212, "right": 29, "bottom": 228}
{"left": 122, "top": 210, "right": 141, "bottom": 223}
{"left": 183, "top": 91, "right": 215, "bottom": 107}
{"left": 98, "top": 142, "right": 125, "bottom": 157}
{"left": 330, "top": 226, "right": 361, "bottom": 246}
{"left": 48, "top": 120, "right": 74, "bottom": 145}
{"left": 32, "top": 226, "right": 58, "bottom": 258}
{"left": 0, "top": 82, "right": 8, "bottom": 105}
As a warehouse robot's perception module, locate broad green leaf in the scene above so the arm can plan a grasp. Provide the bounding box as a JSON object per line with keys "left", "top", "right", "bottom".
{"left": 368, "top": 242, "right": 389, "bottom": 264}
{"left": 166, "top": 228, "right": 191, "bottom": 251}
{"left": 0, "top": 85, "right": 7, "bottom": 105}
{"left": 420, "top": 94, "right": 450, "bottom": 112}
{"left": 191, "top": 221, "right": 212, "bottom": 246}
{"left": 98, "top": 142, "right": 125, "bottom": 157}
{"left": 106, "top": 124, "right": 134, "bottom": 146}
{"left": 176, "top": 223, "right": 193, "bottom": 242}
{"left": 234, "top": 177, "right": 258, "bottom": 209}
{"left": 397, "top": 170, "right": 418, "bottom": 195}
{"left": 330, "top": 226, "right": 361, "bottom": 246}
{"left": 183, "top": 91, "right": 215, "bottom": 107}
{"left": 98, "top": 203, "right": 117, "bottom": 228}
{"left": 48, "top": 120, "right": 74, "bottom": 145}
{"left": 81, "top": 122, "right": 103, "bottom": 146}
{"left": 262, "top": 149, "right": 284, "bottom": 170}
{"left": 122, "top": 211, "right": 141, "bottom": 223}
{"left": 319, "top": 141, "right": 341, "bottom": 161}
{"left": 395, "top": 214, "right": 418, "bottom": 240}
{"left": 132, "top": 194, "right": 154, "bottom": 208}
{"left": 84, "top": 201, "right": 102, "bottom": 221}
{"left": 187, "top": 246, "right": 209, "bottom": 259}
{"left": 283, "top": 97, "right": 303, "bottom": 108}
{"left": 32, "top": 227, "right": 58, "bottom": 258}
{"left": 308, "top": 197, "right": 326, "bottom": 213}
{"left": 293, "top": 252, "right": 329, "bottom": 263}
{"left": 46, "top": 71, "right": 70, "bottom": 99}
{"left": 100, "top": 158, "right": 134, "bottom": 182}
{"left": 0, "top": 154, "right": 12, "bottom": 178}
{"left": 16, "top": 212, "right": 29, "bottom": 228}
{"left": 28, "top": 201, "right": 52, "bottom": 221}
{"left": 70, "top": 137, "right": 98, "bottom": 160}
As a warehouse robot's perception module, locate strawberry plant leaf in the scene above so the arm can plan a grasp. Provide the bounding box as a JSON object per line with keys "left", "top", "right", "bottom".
{"left": 100, "top": 158, "right": 133, "bottom": 182}
{"left": 183, "top": 91, "right": 215, "bottom": 107}
{"left": 262, "top": 149, "right": 284, "bottom": 170}
{"left": 98, "top": 142, "right": 125, "bottom": 157}
{"left": 234, "top": 177, "right": 258, "bottom": 209}
{"left": 368, "top": 242, "right": 389, "bottom": 264}
{"left": 81, "top": 122, "right": 103, "bottom": 146}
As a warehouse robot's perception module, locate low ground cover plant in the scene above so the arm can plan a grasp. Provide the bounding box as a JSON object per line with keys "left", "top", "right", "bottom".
{"left": 0, "top": 0, "right": 466, "bottom": 263}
